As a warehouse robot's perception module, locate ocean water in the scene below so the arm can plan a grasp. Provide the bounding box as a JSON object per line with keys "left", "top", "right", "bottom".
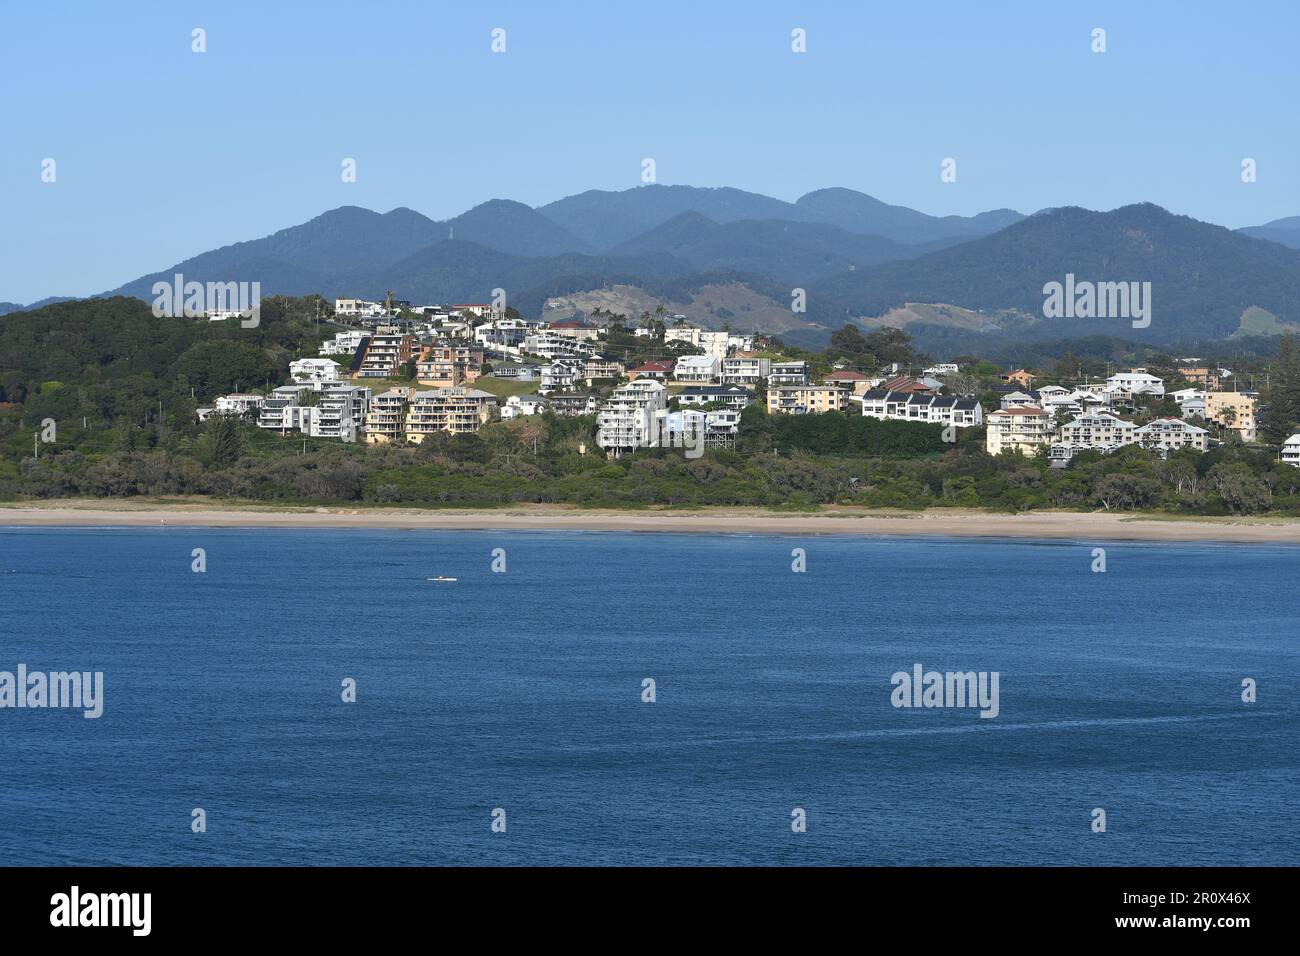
{"left": 0, "top": 526, "right": 1296, "bottom": 866}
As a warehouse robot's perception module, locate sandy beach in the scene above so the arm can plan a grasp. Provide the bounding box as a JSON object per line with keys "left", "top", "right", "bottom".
{"left": 2, "top": 500, "right": 1300, "bottom": 544}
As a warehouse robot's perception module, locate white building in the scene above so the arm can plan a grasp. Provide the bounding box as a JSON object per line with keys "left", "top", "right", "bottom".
{"left": 986, "top": 405, "right": 1052, "bottom": 456}
{"left": 661, "top": 326, "right": 753, "bottom": 359}
{"left": 474, "top": 318, "right": 535, "bottom": 350}
{"left": 1134, "top": 418, "right": 1208, "bottom": 452}
{"left": 720, "top": 355, "right": 770, "bottom": 386}
{"left": 673, "top": 355, "right": 720, "bottom": 383}
{"left": 596, "top": 380, "right": 668, "bottom": 454}
{"left": 1282, "top": 435, "right": 1300, "bottom": 467}
{"left": 1105, "top": 369, "right": 1165, "bottom": 398}
{"left": 540, "top": 359, "right": 586, "bottom": 393}
{"left": 289, "top": 358, "right": 344, "bottom": 383}
{"left": 524, "top": 332, "right": 595, "bottom": 360}
{"left": 334, "top": 299, "right": 384, "bottom": 318}
{"left": 678, "top": 385, "right": 754, "bottom": 410}
{"left": 500, "top": 394, "right": 551, "bottom": 420}
{"left": 319, "top": 330, "right": 367, "bottom": 356}
{"left": 1058, "top": 413, "right": 1138, "bottom": 451}
{"left": 861, "top": 391, "right": 984, "bottom": 427}
{"left": 768, "top": 361, "right": 809, "bottom": 386}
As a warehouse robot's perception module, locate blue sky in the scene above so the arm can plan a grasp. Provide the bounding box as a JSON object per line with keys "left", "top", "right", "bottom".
{"left": 2, "top": 0, "right": 1298, "bottom": 303}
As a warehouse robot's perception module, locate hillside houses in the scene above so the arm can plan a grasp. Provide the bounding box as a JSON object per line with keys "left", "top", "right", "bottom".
{"left": 861, "top": 391, "right": 983, "bottom": 427}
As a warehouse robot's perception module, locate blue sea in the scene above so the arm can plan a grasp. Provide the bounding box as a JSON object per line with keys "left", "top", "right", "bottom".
{"left": 0, "top": 526, "right": 1296, "bottom": 866}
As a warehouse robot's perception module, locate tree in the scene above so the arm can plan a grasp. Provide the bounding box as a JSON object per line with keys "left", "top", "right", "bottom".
{"left": 198, "top": 415, "right": 243, "bottom": 468}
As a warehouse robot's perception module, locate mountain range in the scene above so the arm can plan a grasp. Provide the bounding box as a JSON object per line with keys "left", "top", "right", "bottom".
{"left": 7, "top": 184, "right": 1300, "bottom": 353}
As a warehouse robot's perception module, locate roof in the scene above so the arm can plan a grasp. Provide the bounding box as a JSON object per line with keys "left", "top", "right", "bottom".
{"left": 825, "top": 370, "right": 869, "bottom": 380}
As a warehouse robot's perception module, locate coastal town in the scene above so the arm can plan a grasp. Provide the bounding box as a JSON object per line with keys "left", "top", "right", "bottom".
{"left": 193, "top": 296, "right": 1290, "bottom": 467}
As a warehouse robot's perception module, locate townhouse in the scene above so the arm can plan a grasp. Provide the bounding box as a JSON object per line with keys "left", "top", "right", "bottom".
{"left": 405, "top": 388, "right": 498, "bottom": 439}
{"left": 596, "top": 380, "right": 668, "bottom": 453}
{"left": 985, "top": 405, "right": 1052, "bottom": 456}
{"left": 860, "top": 391, "right": 984, "bottom": 427}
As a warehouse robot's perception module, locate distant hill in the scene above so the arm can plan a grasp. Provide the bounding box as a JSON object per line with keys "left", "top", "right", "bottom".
{"left": 793, "top": 188, "right": 1024, "bottom": 245}
{"left": 816, "top": 204, "right": 1300, "bottom": 345}
{"left": 105, "top": 206, "right": 444, "bottom": 300}
{"left": 441, "top": 199, "right": 592, "bottom": 257}
{"left": 1238, "top": 216, "right": 1300, "bottom": 249}
{"left": 609, "top": 212, "right": 939, "bottom": 282}
{"left": 538, "top": 184, "right": 1022, "bottom": 250}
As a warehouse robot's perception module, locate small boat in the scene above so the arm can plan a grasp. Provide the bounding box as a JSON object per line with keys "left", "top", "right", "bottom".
{"left": 426, "top": 576, "right": 457, "bottom": 583}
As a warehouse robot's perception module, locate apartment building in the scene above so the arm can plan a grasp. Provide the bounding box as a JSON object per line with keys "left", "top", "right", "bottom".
{"left": 662, "top": 326, "right": 752, "bottom": 359}
{"left": 405, "top": 388, "right": 498, "bottom": 439}
{"left": 678, "top": 385, "right": 754, "bottom": 410}
{"left": 720, "top": 355, "right": 770, "bottom": 386}
{"left": 314, "top": 384, "right": 372, "bottom": 442}
{"left": 1058, "top": 413, "right": 1138, "bottom": 450}
{"left": 357, "top": 334, "right": 416, "bottom": 378}
{"left": 596, "top": 380, "right": 669, "bottom": 453}
{"left": 768, "top": 385, "right": 847, "bottom": 415}
{"left": 657, "top": 408, "right": 741, "bottom": 449}
{"left": 319, "top": 330, "right": 367, "bottom": 356}
{"left": 583, "top": 356, "right": 625, "bottom": 383}
{"left": 474, "top": 318, "right": 534, "bottom": 350}
{"left": 823, "top": 370, "right": 873, "bottom": 395}
{"left": 1203, "top": 391, "right": 1258, "bottom": 442}
{"left": 1105, "top": 369, "right": 1165, "bottom": 397}
{"left": 547, "top": 319, "right": 600, "bottom": 341}
{"left": 1134, "top": 418, "right": 1208, "bottom": 452}
{"left": 768, "top": 361, "right": 809, "bottom": 387}
{"left": 673, "top": 355, "right": 720, "bottom": 383}
{"left": 416, "top": 343, "right": 484, "bottom": 387}
{"left": 334, "top": 299, "right": 384, "bottom": 318}
{"left": 985, "top": 406, "right": 1052, "bottom": 455}
{"left": 364, "top": 387, "right": 413, "bottom": 444}
{"left": 1178, "top": 366, "right": 1221, "bottom": 390}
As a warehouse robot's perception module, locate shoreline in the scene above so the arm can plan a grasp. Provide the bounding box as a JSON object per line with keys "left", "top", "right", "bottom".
{"left": 3, "top": 501, "right": 1300, "bottom": 544}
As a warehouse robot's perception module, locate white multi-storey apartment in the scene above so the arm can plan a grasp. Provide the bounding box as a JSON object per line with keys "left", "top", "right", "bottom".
{"left": 1058, "top": 413, "right": 1138, "bottom": 450}
{"left": 319, "top": 330, "right": 368, "bottom": 356}
{"left": 596, "top": 380, "right": 668, "bottom": 453}
{"left": 657, "top": 408, "right": 741, "bottom": 449}
{"left": 314, "top": 383, "right": 372, "bottom": 441}
{"left": 768, "top": 361, "right": 809, "bottom": 387}
{"left": 720, "top": 355, "right": 771, "bottom": 386}
{"left": 1134, "top": 418, "right": 1208, "bottom": 452}
{"left": 474, "top": 318, "right": 535, "bottom": 350}
{"left": 405, "top": 388, "right": 498, "bottom": 439}
{"left": 289, "top": 358, "right": 344, "bottom": 383}
{"left": 334, "top": 299, "right": 384, "bottom": 318}
{"left": 215, "top": 393, "right": 266, "bottom": 416}
{"left": 673, "top": 355, "right": 720, "bottom": 383}
{"left": 985, "top": 405, "right": 1052, "bottom": 455}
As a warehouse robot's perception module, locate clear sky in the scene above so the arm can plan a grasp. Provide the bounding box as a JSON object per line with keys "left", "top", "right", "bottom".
{"left": 2, "top": 0, "right": 1297, "bottom": 303}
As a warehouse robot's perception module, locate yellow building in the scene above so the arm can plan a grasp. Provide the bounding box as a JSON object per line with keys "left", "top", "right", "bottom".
{"left": 767, "top": 385, "right": 847, "bottom": 415}
{"left": 1203, "top": 391, "right": 1257, "bottom": 442}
